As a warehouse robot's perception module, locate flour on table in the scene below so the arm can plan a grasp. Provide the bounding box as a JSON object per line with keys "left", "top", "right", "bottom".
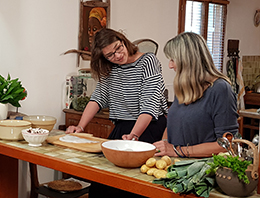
{"left": 59, "top": 135, "right": 99, "bottom": 143}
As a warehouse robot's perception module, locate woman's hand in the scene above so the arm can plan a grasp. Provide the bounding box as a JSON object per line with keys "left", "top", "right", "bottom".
{"left": 122, "top": 133, "right": 138, "bottom": 141}
{"left": 153, "top": 140, "right": 177, "bottom": 157}
{"left": 65, "top": 125, "right": 83, "bottom": 134}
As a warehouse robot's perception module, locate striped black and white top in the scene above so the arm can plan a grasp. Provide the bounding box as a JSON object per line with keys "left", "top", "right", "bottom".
{"left": 90, "top": 53, "right": 168, "bottom": 121}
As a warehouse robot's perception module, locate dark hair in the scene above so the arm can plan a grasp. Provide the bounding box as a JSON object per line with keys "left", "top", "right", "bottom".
{"left": 90, "top": 28, "right": 138, "bottom": 80}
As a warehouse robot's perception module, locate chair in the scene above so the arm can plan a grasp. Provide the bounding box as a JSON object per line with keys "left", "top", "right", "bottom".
{"left": 29, "top": 163, "right": 90, "bottom": 198}
{"left": 133, "top": 39, "right": 159, "bottom": 55}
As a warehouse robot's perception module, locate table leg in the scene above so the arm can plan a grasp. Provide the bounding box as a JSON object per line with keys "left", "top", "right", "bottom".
{"left": 0, "top": 154, "right": 18, "bottom": 198}
{"left": 257, "top": 120, "right": 260, "bottom": 194}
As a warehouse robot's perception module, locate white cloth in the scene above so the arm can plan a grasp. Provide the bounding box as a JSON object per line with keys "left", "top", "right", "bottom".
{"left": 236, "top": 59, "right": 245, "bottom": 110}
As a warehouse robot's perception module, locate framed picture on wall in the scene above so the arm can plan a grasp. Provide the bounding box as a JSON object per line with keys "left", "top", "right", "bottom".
{"left": 78, "top": 0, "right": 110, "bottom": 61}
{"left": 63, "top": 0, "right": 110, "bottom": 65}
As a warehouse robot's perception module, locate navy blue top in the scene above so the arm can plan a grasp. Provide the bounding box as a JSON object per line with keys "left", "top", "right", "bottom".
{"left": 167, "top": 78, "right": 238, "bottom": 146}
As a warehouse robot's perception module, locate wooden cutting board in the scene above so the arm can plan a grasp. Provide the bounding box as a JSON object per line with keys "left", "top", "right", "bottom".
{"left": 46, "top": 133, "right": 107, "bottom": 153}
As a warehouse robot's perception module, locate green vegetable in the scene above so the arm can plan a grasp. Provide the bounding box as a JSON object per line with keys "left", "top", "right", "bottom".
{"left": 153, "top": 158, "right": 214, "bottom": 197}
{"left": 72, "top": 96, "right": 90, "bottom": 111}
{"left": 186, "top": 161, "right": 205, "bottom": 177}
{"left": 206, "top": 154, "right": 252, "bottom": 184}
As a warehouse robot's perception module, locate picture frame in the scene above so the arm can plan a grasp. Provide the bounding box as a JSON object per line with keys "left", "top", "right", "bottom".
{"left": 78, "top": 0, "right": 110, "bottom": 62}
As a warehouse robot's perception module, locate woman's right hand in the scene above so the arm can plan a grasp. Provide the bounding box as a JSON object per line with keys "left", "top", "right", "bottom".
{"left": 153, "top": 140, "right": 177, "bottom": 157}
{"left": 65, "top": 125, "right": 84, "bottom": 134}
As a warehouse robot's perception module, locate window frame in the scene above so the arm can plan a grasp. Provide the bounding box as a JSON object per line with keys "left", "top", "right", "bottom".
{"left": 178, "top": 0, "right": 229, "bottom": 72}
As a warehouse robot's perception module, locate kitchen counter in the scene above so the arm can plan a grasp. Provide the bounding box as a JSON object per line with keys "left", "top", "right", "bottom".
{"left": 0, "top": 130, "right": 260, "bottom": 198}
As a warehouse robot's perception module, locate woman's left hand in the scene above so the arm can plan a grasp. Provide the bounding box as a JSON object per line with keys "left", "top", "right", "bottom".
{"left": 153, "top": 140, "right": 177, "bottom": 157}
{"left": 122, "top": 133, "right": 138, "bottom": 141}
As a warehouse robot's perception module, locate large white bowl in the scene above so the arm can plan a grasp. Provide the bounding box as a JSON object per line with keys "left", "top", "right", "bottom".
{"left": 22, "top": 128, "right": 49, "bottom": 147}
{"left": 23, "top": 115, "right": 56, "bottom": 131}
{"left": 0, "top": 120, "right": 32, "bottom": 140}
{"left": 101, "top": 140, "right": 156, "bottom": 168}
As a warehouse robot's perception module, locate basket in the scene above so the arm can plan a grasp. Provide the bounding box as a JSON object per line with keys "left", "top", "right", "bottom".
{"left": 216, "top": 139, "right": 259, "bottom": 197}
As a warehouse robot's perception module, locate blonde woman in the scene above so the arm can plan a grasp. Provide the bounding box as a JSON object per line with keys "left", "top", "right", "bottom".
{"left": 154, "top": 32, "right": 238, "bottom": 158}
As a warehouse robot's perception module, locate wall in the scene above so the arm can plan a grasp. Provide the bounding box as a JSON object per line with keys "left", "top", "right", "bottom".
{"left": 224, "top": 0, "right": 260, "bottom": 63}
{"left": 1, "top": 0, "right": 260, "bottom": 196}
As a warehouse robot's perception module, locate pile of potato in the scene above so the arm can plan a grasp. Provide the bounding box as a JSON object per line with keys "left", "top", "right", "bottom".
{"left": 140, "top": 156, "right": 176, "bottom": 179}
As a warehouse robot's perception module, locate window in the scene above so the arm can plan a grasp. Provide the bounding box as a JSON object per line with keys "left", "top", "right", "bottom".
{"left": 179, "top": 0, "right": 229, "bottom": 72}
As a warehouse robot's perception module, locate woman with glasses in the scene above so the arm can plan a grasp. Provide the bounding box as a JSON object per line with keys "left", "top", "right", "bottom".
{"left": 66, "top": 28, "right": 168, "bottom": 144}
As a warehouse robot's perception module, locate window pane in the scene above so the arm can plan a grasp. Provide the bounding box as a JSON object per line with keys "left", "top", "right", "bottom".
{"left": 185, "top": 1, "right": 205, "bottom": 35}
{"left": 184, "top": 0, "right": 226, "bottom": 72}
{"left": 207, "top": 3, "right": 226, "bottom": 71}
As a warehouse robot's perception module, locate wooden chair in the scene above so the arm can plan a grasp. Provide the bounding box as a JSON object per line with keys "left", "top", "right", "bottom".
{"left": 29, "top": 163, "right": 89, "bottom": 198}
{"left": 133, "top": 39, "right": 159, "bottom": 55}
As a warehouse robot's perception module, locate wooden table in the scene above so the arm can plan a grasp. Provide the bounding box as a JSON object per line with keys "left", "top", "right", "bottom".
{"left": 239, "top": 109, "right": 260, "bottom": 145}
{"left": 0, "top": 130, "right": 259, "bottom": 198}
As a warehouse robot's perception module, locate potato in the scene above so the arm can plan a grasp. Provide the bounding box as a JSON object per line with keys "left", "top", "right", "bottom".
{"left": 161, "top": 155, "right": 172, "bottom": 165}
{"left": 146, "top": 157, "right": 156, "bottom": 167}
{"left": 146, "top": 168, "right": 158, "bottom": 176}
{"left": 155, "top": 159, "right": 167, "bottom": 170}
{"left": 140, "top": 164, "right": 150, "bottom": 173}
{"left": 154, "top": 170, "right": 167, "bottom": 179}
{"left": 164, "top": 165, "right": 170, "bottom": 171}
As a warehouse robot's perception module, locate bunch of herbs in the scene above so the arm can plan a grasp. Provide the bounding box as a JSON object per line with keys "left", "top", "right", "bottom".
{"left": 206, "top": 154, "right": 252, "bottom": 184}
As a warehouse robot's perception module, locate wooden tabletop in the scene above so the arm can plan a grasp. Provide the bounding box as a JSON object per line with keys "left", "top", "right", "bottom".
{"left": 0, "top": 130, "right": 259, "bottom": 198}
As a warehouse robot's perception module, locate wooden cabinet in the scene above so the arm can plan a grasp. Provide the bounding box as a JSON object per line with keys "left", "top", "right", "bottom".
{"left": 239, "top": 92, "right": 260, "bottom": 140}
{"left": 63, "top": 109, "right": 114, "bottom": 139}
{"left": 244, "top": 92, "right": 260, "bottom": 109}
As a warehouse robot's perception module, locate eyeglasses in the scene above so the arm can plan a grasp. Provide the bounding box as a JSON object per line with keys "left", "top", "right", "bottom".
{"left": 104, "top": 43, "right": 124, "bottom": 60}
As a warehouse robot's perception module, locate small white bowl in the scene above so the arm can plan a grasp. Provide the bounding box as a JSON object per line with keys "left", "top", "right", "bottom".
{"left": 22, "top": 128, "right": 49, "bottom": 147}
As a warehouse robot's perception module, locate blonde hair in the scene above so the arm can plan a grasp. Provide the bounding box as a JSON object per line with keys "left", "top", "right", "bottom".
{"left": 164, "top": 32, "right": 230, "bottom": 104}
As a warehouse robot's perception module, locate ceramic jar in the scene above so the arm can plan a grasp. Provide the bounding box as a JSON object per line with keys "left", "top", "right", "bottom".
{"left": 216, "top": 166, "right": 258, "bottom": 197}
{"left": 0, "top": 103, "right": 8, "bottom": 120}
{"left": 216, "top": 139, "right": 259, "bottom": 197}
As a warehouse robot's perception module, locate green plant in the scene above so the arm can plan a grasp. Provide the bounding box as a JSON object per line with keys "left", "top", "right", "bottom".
{"left": 206, "top": 154, "right": 252, "bottom": 184}
{"left": 0, "top": 74, "right": 27, "bottom": 107}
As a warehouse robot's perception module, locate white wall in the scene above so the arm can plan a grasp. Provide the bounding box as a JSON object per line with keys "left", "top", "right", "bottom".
{"left": 224, "top": 0, "right": 260, "bottom": 65}
{"left": 0, "top": 0, "right": 79, "bottom": 128}
{"left": 1, "top": 0, "right": 260, "bottom": 196}
{"left": 2, "top": 0, "right": 259, "bottom": 129}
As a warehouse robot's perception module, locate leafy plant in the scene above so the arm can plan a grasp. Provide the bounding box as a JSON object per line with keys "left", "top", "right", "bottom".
{"left": 0, "top": 74, "right": 27, "bottom": 107}
{"left": 206, "top": 154, "right": 252, "bottom": 184}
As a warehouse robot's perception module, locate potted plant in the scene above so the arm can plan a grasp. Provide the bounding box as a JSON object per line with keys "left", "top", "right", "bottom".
{"left": 0, "top": 74, "right": 27, "bottom": 119}
{"left": 207, "top": 139, "right": 259, "bottom": 197}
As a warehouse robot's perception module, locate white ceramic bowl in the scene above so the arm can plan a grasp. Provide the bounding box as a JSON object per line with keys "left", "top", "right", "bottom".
{"left": 101, "top": 140, "right": 156, "bottom": 168}
{"left": 0, "top": 120, "right": 32, "bottom": 140}
{"left": 23, "top": 115, "right": 56, "bottom": 131}
{"left": 22, "top": 128, "right": 49, "bottom": 147}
